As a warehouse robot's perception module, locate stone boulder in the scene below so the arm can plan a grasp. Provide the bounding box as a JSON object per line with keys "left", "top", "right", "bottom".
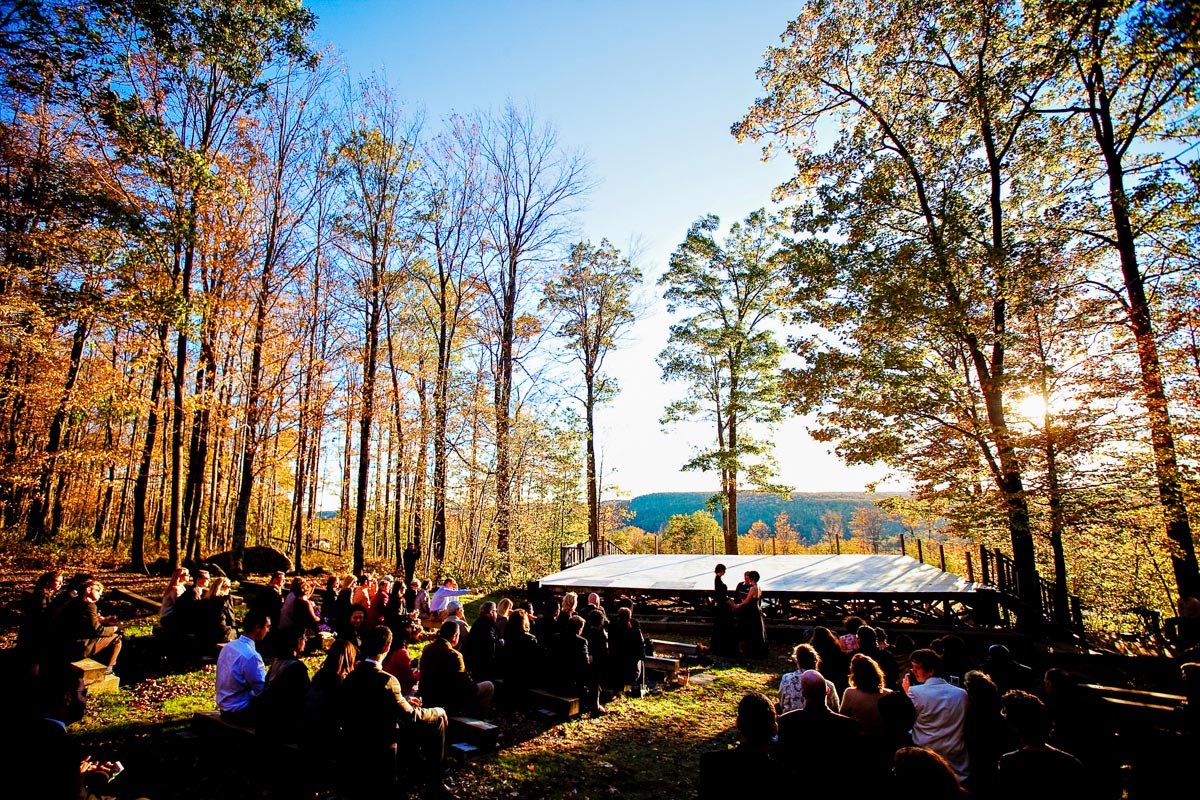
{"left": 207, "top": 545, "right": 292, "bottom": 577}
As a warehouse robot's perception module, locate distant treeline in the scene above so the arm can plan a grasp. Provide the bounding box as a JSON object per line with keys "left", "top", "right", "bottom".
{"left": 617, "top": 492, "right": 908, "bottom": 542}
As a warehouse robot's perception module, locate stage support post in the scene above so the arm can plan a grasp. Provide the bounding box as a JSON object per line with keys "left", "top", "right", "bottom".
{"left": 917, "top": 539, "right": 924, "bottom": 564}
{"left": 939, "top": 544, "right": 946, "bottom": 572}
{"left": 967, "top": 551, "right": 974, "bottom": 583}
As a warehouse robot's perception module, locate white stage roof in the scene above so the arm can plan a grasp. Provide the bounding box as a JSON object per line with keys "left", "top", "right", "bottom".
{"left": 538, "top": 553, "right": 977, "bottom": 596}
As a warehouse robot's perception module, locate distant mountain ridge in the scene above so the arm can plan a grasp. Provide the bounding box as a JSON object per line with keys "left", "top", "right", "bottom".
{"left": 614, "top": 491, "right": 906, "bottom": 542}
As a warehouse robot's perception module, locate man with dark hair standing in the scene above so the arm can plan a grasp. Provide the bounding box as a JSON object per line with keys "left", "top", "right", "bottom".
{"left": 216, "top": 608, "right": 270, "bottom": 726}
{"left": 698, "top": 692, "right": 780, "bottom": 798}
{"left": 905, "top": 648, "right": 970, "bottom": 782}
{"left": 342, "top": 625, "right": 448, "bottom": 797}
{"left": 403, "top": 542, "right": 419, "bottom": 587}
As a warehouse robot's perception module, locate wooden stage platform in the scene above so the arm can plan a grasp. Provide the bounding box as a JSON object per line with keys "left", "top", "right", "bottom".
{"left": 536, "top": 554, "right": 994, "bottom": 628}
{"left": 538, "top": 553, "right": 977, "bottom": 598}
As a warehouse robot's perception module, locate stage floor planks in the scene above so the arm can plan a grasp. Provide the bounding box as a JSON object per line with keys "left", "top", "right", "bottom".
{"left": 538, "top": 553, "right": 977, "bottom": 597}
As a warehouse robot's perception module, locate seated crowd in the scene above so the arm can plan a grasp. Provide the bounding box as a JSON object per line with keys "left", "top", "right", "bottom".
{"left": 17, "top": 570, "right": 126, "bottom": 674}
{"left": 22, "top": 568, "right": 1184, "bottom": 800}
{"left": 702, "top": 615, "right": 1112, "bottom": 800}
{"left": 207, "top": 578, "right": 647, "bottom": 797}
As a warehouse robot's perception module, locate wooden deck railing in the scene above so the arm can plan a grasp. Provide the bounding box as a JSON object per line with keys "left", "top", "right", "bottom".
{"left": 560, "top": 538, "right": 626, "bottom": 570}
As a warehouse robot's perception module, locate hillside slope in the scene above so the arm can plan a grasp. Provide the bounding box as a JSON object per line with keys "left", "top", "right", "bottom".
{"left": 618, "top": 491, "right": 906, "bottom": 543}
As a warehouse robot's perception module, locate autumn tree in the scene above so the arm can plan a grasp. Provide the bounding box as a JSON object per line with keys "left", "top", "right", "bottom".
{"left": 542, "top": 239, "right": 641, "bottom": 549}
{"left": 736, "top": 0, "right": 1062, "bottom": 615}
{"left": 1040, "top": 0, "right": 1200, "bottom": 599}
{"left": 414, "top": 116, "right": 487, "bottom": 562}
{"left": 228, "top": 58, "right": 330, "bottom": 576}
{"left": 849, "top": 506, "right": 888, "bottom": 554}
{"left": 658, "top": 210, "right": 792, "bottom": 555}
{"left": 662, "top": 510, "right": 721, "bottom": 554}
{"left": 96, "top": 0, "right": 315, "bottom": 570}
{"left": 331, "top": 77, "right": 422, "bottom": 576}
{"left": 477, "top": 102, "right": 588, "bottom": 562}
{"left": 821, "top": 509, "right": 845, "bottom": 551}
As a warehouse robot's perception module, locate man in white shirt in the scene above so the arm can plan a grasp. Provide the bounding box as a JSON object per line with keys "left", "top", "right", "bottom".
{"left": 904, "top": 648, "right": 970, "bottom": 782}
{"left": 216, "top": 608, "right": 271, "bottom": 726}
{"left": 429, "top": 578, "right": 472, "bottom": 620}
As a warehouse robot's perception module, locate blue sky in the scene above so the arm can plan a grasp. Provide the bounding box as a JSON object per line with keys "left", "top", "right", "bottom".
{"left": 307, "top": 0, "right": 892, "bottom": 497}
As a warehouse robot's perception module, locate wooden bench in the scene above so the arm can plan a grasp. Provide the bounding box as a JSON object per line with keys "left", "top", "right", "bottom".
{"left": 191, "top": 711, "right": 302, "bottom": 753}
{"left": 644, "top": 655, "right": 681, "bottom": 682}
{"left": 110, "top": 587, "right": 162, "bottom": 614}
{"left": 449, "top": 716, "right": 500, "bottom": 750}
{"left": 1082, "top": 683, "right": 1187, "bottom": 732}
{"left": 192, "top": 710, "right": 257, "bottom": 741}
{"left": 527, "top": 688, "right": 580, "bottom": 719}
{"left": 649, "top": 639, "right": 702, "bottom": 659}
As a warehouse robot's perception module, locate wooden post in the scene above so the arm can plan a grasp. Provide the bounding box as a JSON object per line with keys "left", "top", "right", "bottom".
{"left": 979, "top": 544, "right": 990, "bottom": 585}
{"left": 899, "top": 533, "right": 906, "bottom": 557}
{"left": 772, "top": 533, "right": 776, "bottom": 556}
{"left": 966, "top": 551, "right": 974, "bottom": 583}
{"left": 917, "top": 539, "right": 924, "bottom": 564}
{"left": 939, "top": 544, "right": 946, "bottom": 572}
{"left": 835, "top": 534, "right": 841, "bottom": 555}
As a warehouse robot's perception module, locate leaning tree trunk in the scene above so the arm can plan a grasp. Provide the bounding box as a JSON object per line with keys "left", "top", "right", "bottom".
{"left": 1098, "top": 127, "right": 1200, "bottom": 599}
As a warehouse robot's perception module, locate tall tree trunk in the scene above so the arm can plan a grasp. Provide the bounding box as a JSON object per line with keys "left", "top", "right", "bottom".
{"left": 169, "top": 236, "right": 196, "bottom": 571}
{"left": 27, "top": 315, "right": 89, "bottom": 542}
{"left": 231, "top": 265, "right": 273, "bottom": 578}
{"left": 0, "top": 354, "right": 27, "bottom": 530}
{"left": 493, "top": 259, "right": 517, "bottom": 561}
{"left": 385, "top": 305, "right": 407, "bottom": 574}
{"left": 585, "top": 370, "right": 599, "bottom": 548}
{"left": 432, "top": 336, "right": 449, "bottom": 562}
{"left": 340, "top": 389, "right": 354, "bottom": 554}
{"left": 131, "top": 324, "right": 168, "bottom": 573}
{"left": 1091, "top": 98, "right": 1200, "bottom": 598}
{"left": 355, "top": 293, "right": 381, "bottom": 575}
{"left": 93, "top": 418, "right": 116, "bottom": 543}
{"left": 411, "top": 365, "right": 428, "bottom": 553}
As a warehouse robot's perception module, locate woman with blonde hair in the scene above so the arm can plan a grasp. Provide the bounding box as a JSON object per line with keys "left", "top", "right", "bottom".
{"left": 200, "top": 577, "right": 236, "bottom": 644}
{"left": 557, "top": 592, "right": 579, "bottom": 639}
{"left": 160, "top": 567, "right": 191, "bottom": 622}
{"left": 496, "top": 597, "right": 514, "bottom": 639}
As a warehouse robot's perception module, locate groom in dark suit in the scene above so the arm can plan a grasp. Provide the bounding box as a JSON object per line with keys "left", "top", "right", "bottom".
{"left": 341, "top": 625, "right": 449, "bottom": 797}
